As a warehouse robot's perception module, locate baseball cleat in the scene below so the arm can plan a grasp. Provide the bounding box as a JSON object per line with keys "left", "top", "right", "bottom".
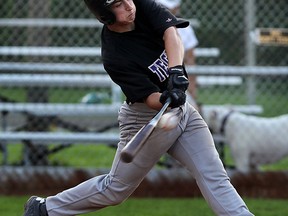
{"left": 23, "top": 196, "right": 48, "bottom": 216}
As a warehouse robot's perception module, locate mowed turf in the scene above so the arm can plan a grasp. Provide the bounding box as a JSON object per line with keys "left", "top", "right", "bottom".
{"left": 3, "top": 143, "right": 288, "bottom": 170}
{"left": 1, "top": 196, "right": 288, "bottom": 216}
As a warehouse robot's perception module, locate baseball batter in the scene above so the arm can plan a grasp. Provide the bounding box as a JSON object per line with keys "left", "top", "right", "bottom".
{"left": 24, "top": 0, "right": 254, "bottom": 215}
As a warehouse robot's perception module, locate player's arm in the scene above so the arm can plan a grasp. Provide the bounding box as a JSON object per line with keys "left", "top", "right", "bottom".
{"left": 163, "top": 26, "right": 188, "bottom": 92}
{"left": 163, "top": 26, "right": 184, "bottom": 68}
{"left": 144, "top": 92, "right": 163, "bottom": 111}
{"left": 160, "top": 26, "right": 189, "bottom": 108}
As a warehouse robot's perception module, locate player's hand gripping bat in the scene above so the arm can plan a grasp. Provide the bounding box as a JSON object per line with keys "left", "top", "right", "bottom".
{"left": 120, "top": 97, "right": 171, "bottom": 163}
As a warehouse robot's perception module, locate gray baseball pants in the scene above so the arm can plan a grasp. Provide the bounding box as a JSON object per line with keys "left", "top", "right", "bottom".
{"left": 46, "top": 102, "right": 253, "bottom": 216}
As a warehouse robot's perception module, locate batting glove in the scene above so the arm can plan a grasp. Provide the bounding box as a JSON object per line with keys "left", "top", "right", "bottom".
{"left": 160, "top": 89, "right": 186, "bottom": 108}
{"left": 168, "top": 65, "right": 189, "bottom": 91}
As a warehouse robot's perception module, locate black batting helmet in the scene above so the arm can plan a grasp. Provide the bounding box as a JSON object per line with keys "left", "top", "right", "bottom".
{"left": 84, "top": 0, "right": 117, "bottom": 25}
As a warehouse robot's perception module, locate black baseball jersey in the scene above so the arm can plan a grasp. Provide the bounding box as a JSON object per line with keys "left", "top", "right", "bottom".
{"left": 101, "top": 0, "right": 189, "bottom": 104}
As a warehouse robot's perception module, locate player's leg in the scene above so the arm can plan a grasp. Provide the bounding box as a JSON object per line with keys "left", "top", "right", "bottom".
{"left": 168, "top": 103, "right": 253, "bottom": 216}
{"left": 44, "top": 102, "right": 182, "bottom": 216}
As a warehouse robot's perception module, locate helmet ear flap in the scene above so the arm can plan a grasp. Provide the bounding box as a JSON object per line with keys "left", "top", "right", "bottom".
{"left": 84, "top": 0, "right": 116, "bottom": 25}
{"left": 99, "top": 10, "right": 116, "bottom": 25}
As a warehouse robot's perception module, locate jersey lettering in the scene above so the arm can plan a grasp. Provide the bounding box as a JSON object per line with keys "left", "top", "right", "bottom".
{"left": 148, "top": 51, "right": 169, "bottom": 82}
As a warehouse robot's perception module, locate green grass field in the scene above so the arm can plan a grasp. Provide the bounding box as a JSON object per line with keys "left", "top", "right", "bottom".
{"left": 1, "top": 196, "right": 288, "bottom": 216}
{"left": 3, "top": 143, "right": 288, "bottom": 170}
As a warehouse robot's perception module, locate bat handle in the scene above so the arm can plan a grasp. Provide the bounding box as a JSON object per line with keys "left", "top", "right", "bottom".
{"left": 163, "top": 97, "right": 172, "bottom": 111}
{"left": 152, "top": 97, "right": 171, "bottom": 122}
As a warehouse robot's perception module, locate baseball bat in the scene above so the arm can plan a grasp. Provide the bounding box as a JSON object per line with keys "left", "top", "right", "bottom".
{"left": 120, "top": 97, "right": 171, "bottom": 163}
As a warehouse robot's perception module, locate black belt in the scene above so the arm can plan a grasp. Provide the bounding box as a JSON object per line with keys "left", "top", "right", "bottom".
{"left": 126, "top": 98, "right": 144, "bottom": 105}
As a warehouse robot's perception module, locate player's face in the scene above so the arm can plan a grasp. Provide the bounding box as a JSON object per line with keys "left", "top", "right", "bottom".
{"left": 110, "top": 0, "right": 136, "bottom": 25}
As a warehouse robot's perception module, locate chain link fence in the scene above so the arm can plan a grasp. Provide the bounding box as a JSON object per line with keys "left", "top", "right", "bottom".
{"left": 0, "top": 0, "right": 287, "bottom": 171}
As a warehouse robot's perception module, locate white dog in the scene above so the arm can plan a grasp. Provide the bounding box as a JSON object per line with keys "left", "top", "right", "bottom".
{"left": 206, "top": 108, "right": 288, "bottom": 173}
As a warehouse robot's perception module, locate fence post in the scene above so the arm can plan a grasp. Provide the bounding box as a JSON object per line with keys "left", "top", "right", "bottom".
{"left": 244, "top": 0, "right": 257, "bottom": 105}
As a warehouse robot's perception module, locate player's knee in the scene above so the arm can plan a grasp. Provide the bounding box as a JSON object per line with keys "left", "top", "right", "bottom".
{"left": 102, "top": 197, "right": 121, "bottom": 206}
{"left": 101, "top": 179, "right": 135, "bottom": 206}
{"left": 102, "top": 190, "right": 130, "bottom": 206}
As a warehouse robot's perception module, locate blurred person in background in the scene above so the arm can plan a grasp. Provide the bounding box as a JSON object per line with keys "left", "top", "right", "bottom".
{"left": 157, "top": 0, "right": 199, "bottom": 110}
